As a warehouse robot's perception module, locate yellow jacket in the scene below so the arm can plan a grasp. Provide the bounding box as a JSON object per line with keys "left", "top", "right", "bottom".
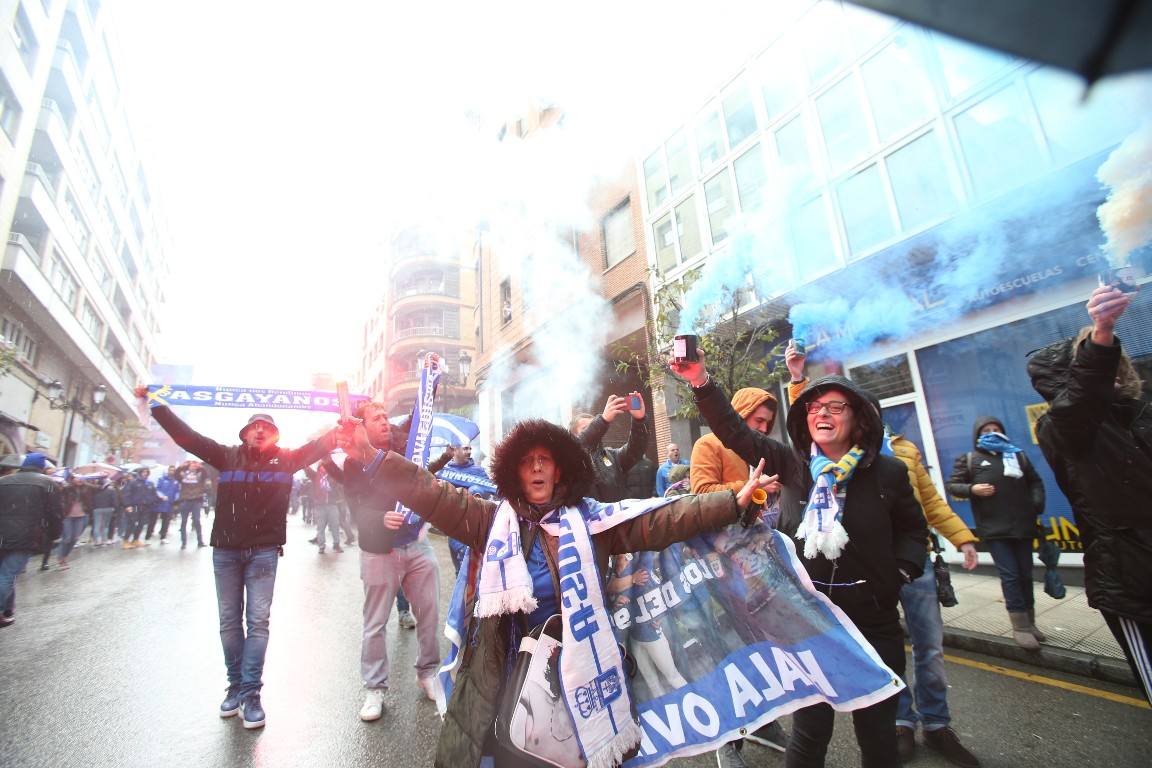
{"left": 690, "top": 387, "right": 777, "bottom": 495}
{"left": 787, "top": 378, "right": 977, "bottom": 549}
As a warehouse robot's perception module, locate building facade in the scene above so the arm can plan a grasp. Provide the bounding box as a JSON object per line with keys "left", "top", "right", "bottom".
{"left": 639, "top": 0, "right": 1152, "bottom": 551}
{"left": 359, "top": 226, "right": 478, "bottom": 420}
{"left": 1, "top": 0, "right": 168, "bottom": 465}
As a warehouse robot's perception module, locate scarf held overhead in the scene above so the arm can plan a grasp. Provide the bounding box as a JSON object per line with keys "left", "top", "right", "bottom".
{"left": 795, "top": 444, "right": 865, "bottom": 560}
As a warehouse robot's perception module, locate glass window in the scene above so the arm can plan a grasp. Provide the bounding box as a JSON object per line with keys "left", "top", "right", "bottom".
{"left": 1028, "top": 68, "right": 1151, "bottom": 165}
{"left": 886, "top": 131, "right": 959, "bottom": 231}
{"left": 797, "top": 1, "right": 851, "bottom": 87}
{"left": 675, "top": 196, "right": 703, "bottom": 263}
{"left": 79, "top": 301, "right": 104, "bottom": 342}
{"left": 666, "top": 130, "right": 692, "bottom": 198}
{"left": 695, "top": 109, "right": 726, "bottom": 171}
{"left": 816, "top": 74, "right": 873, "bottom": 173}
{"left": 848, "top": 353, "right": 914, "bottom": 399}
{"left": 653, "top": 214, "right": 677, "bottom": 273}
{"left": 734, "top": 142, "right": 769, "bottom": 213}
{"left": 602, "top": 200, "right": 635, "bottom": 268}
{"left": 955, "top": 85, "right": 1043, "bottom": 200}
{"left": 838, "top": 164, "right": 895, "bottom": 256}
{"left": 792, "top": 195, "right": 838, "bottom": 282}
{"left": 0, "top": 75, "right": 22, "bottom": 141}
{"left": 861, "top": 37, "right": 935, "bottom": 142}
{"left": 933, "top": 32, "right": 1013, "bottom": 100}
{"left": 47, "top": 250, "right": 79, "bottom": 309}
{"left": 643, "top": 150, "right": 668, "bottom": 211}
{"left": 722, "top": 79, "right": 759, "bottom": 149}
{"left": 844, "top": 3, "right": 898, "bottom": 53}
{"left": 775, "top": 113, "right": 816, "bottom": 198}
{"left": 759, "top": 39, "right": 805, "bottom": 121}
{"left": 704, "top": 171, "right": 735, "bottom": 245}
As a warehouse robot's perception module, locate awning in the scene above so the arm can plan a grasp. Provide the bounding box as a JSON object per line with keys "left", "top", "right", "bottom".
{"left": 845, "top": 0, "right": 1152, "bottom": 84}
{"left": 0, "top": 410, "right": 39, "bottom": 431}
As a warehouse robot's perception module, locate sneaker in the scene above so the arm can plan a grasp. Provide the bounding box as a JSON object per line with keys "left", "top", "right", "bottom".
{"left": 745, "top": 720, "right": 788, "bottom": 752}
{"left": 924, "top": 727, "right": 980, "bottom": 768}
{"left": 360, "top": 689, "right": 386, "bottom": 721}
{"left": 318, "top": 546, "right": 326, "bottom": 554}
{"left": 417, "top": 675, "right": 442, "bottom": 703}
{"left": 197, "top": 543, "right": 207, "bottom": 548}
{"left": 242, "top": 693, "right": 266, "bottom": 729}
{"left": 40, "top": 562, "right": 50, "bottom": 570}
{"left": 160, "top": 538, "right": 168, "bottom": 544}
{"left": 0, "top": 615, "right": 14, "bottom": 628}
{"left": 398, "top": 610, "right": 417, "bottom": 630}
{"left": 57, "top": 560, "right": 70, "bottom": 570}
{"left": 715, "top": 741, "right": 747, "bottom": 768}
{"left": 897, "top": 725, "right": 916, "bottom": 762}
{"left": 220, "top": 686, "right": 243, "bottom": 718}
{"left": 333, "top": 546, "right": 344, "bottom": 553}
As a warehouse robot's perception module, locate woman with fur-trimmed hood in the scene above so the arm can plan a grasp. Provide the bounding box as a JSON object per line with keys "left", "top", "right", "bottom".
{"left": 370, "top": 417, "right": 773, "bottom": 767}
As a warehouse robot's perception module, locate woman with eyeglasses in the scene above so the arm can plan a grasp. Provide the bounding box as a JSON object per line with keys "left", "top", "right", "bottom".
{"left": 671, "top": 357, "right": 927, "bottom": 768}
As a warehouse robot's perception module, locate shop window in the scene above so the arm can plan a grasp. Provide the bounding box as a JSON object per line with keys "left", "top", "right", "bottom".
{"left": 838, "top": 163, "right": 895, "bottom": 257}
{"left": 816, "top": 73, "right": 874, "bottom": 174}
{"left": 722, "top": 79, "right": 759, "bottom": 149}
{"left": 602, "top": 199, "right": 634, "bottom": 269}
{"left": 955, "top": 84, "right": 1044, "bottom": 200}
{"left": 861, "top": 36, "right": 935, "bottom": 143}
{"left": 886, "top": 131, "right": 959, "bottom": 232}
{"left": 704, "top": 171, "right": 735, "bottom": 245}
{"left": 734, "top": 142, "right": 769, "bottom": 213}
{"left": 849, "top": 353, "right": 915, "bottom": 400}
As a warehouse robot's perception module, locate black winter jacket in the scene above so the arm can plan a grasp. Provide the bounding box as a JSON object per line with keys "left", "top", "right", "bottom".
{"left": 0, "top": 468, "right": 64, "bottom": 552}
{"left": 576, "top": 414, "right": 648, "bottom": 503}
{"left": 1028, "top": 335, "right": 1152, "bottom": 622}
{"left": 945, "top": 416, "right": 1046, "bottom": 540}
{"left": 695, "top": 375, "right": 927, "bottom": 629}
{"left": 151, "top": 406, "right": 335, "bottom": 548}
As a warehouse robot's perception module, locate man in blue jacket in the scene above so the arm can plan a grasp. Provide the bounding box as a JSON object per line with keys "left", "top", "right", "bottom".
{"left": 153, "top": 467, "right": 180, "bottom": 544}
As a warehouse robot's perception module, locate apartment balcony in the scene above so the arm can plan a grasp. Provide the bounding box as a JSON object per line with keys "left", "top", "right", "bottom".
{"left": 389, "top": 287, "right": 459, "bottom": 314}
{"left": 36, "top": 99, "right": 73, "bottom": 157}
{"left": 389, "top": 325, "right": 457, "bottom": 355}
{"left": 51, "top": 42, "right": 83, "bottom": 98}
{"left": 23, "top": 162, "right": 57, "bottom": 200}
{"left": 388, "top": 250, "right": 456, "bottom": 278}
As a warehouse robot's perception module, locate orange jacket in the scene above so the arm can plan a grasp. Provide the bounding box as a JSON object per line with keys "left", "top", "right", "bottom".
{"left": 690, "top": 387, "right": 777, "bottom": 495}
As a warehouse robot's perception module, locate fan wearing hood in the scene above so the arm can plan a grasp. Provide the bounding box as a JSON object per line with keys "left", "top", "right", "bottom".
{"left": 672, "top": 353, "right": 926, "bottom": 768}
{"left": 1027, "top": 284, "right": 1152, "bottom": 704}
{"left": 366, "top": 418, "right": 772, "bottom": 767}
{"left": 945, "top": 415, "right": 1046, "bottom": 650}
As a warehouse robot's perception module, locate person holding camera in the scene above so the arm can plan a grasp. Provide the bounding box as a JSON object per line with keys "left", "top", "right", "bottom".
{"left": 785, "top": 343, "right": 980, "bottom": 767}
{"left": 1027, "top": 284, "right": 1152, "bottom": 704}
{"left": 569, "top": 392, "right": 647, "bottom": 502}
{"left": 671, "top": 351, "right": 927, "bottom": 768}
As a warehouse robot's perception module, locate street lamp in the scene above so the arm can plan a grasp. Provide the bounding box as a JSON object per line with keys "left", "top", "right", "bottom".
{"left": 44, "top": 381, "right": 107, "bottom": 465}
{"left": 458, "top": 350, "right": 472, "bottom": 386}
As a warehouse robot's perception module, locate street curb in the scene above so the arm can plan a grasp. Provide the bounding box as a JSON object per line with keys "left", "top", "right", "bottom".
{"left": 942, "top": 626, "right": 1137, "bottom": 688}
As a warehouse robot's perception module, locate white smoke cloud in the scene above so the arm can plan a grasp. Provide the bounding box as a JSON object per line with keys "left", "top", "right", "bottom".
{"left": 1096, "top": 121, "right": 1152, "bottom": 267}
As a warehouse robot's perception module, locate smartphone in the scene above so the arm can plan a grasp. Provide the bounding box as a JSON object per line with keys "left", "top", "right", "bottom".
{"left": 1098, "top": 266, "right": 1140, "bottom": 293}
{"left": 789, "top": 338, "right": 806, "bottom": 355}
{"left": 673, "top": 334, "right": 698, "bottom": 363}
{"left": 629, "top": 394, "right": 642, "bottom": 410}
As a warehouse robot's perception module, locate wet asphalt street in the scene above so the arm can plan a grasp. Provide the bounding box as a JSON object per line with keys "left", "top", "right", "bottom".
{"left": 1, "top": 515, "right": 1148, "bottom": 768}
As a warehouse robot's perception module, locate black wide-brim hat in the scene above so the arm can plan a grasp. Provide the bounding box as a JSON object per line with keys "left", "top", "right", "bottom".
{"left": 239, "top": 413, "right": 279, "bottom": 441}
{"left": 490, "top": 419, "right": 595, "bottom": 509}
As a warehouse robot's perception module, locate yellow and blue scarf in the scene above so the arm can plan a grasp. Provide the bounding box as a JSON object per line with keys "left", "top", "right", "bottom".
{"left": 796, "top": 444, "right": 865, "bottom": 560}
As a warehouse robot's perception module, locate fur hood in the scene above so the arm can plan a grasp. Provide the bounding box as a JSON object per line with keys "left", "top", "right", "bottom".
{"left": 489, "top": 419, "right": 596, "bottom": 510}
{"left": 786, "top": 375, "right": 884, "bottom": 465}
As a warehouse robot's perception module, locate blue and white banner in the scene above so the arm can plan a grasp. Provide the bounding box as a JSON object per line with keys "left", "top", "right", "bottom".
{"left": 394, "top": 363, "right": 441, "bottom": 532}
{"left": 430, "top": 413, "right": 481, "bottom": 449}
{"left": 145, "top": 383, "right": 368, "bottom": 413}
{"left": 435, "top": 464, "right": 497, "bottom": 495}
{"left": 439, "top": 515, "right": 903, "bottom": 766}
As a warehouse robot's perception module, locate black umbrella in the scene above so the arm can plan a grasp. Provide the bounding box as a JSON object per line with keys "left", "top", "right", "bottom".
{"left": 845, "top": 0, "right": 1152, "bottom": 84}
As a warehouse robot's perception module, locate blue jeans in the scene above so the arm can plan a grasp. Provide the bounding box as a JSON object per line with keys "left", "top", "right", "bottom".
{"left": 986, "top": 538, "right": 1034, "bottom": 612}
{"left": 1, "top": 551, "right": 32, "bottom": 616}
{"left": 177, "top": 500, "right": 204, "bottom": 546}
{"left": 314, "top": 504, "right": 341, "bottom": 549}
{"left": 896, "top": 556, "right": 950, "bottom": 729}
{"left": 213, "top": 547, "right": 279, "bottom": 695}
{"left": 58, "top": 517, "right": 87, "bottom": 558}
{"left": 92, "top": 508, "right": 114, "bottom": 544}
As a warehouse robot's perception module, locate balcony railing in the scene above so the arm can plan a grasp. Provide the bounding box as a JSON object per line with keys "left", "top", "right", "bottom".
{"left": 394, "top": 325, "right": 452, "bottom": 340}
{"left": 394, "top": 283, "right": 450, "bottom": 299}
{"left": 25, "top": 162, "right": 56, "bottom": 197}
